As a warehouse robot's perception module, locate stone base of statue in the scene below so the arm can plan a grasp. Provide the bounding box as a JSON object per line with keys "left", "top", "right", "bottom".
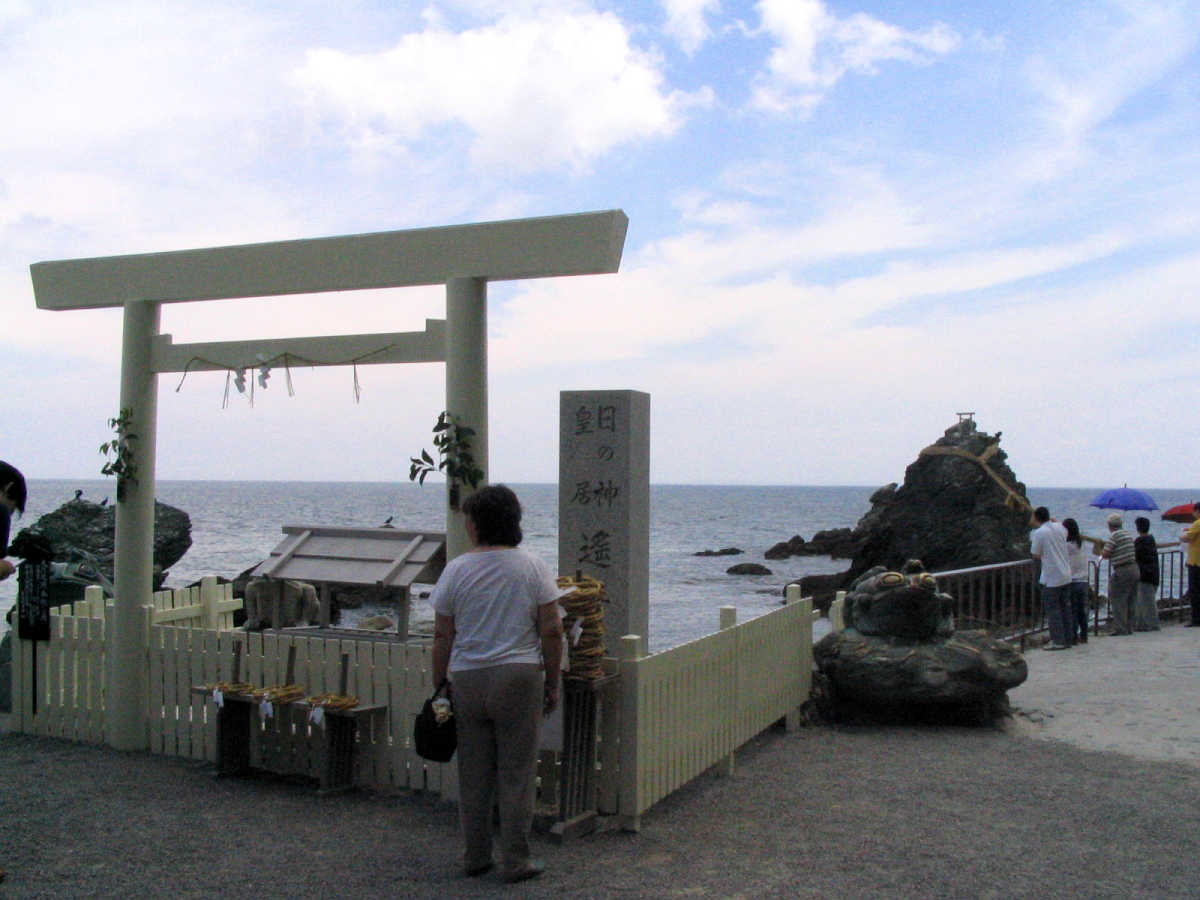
{"left": 813, "top": 629, "right": 1027, "bottom": 724}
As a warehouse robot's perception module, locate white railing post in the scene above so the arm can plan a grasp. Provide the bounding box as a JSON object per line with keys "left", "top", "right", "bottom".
{"left": 618, "top": 633, "right": 645, "bottom": 832}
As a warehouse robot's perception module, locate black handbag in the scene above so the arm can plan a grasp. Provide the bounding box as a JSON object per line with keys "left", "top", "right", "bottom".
{"left": 413, "top": 679, "right": 457, "bottom": 762}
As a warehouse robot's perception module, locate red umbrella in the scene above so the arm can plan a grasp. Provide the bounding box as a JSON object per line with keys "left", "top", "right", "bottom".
{"left": 1161, "top": 503, "right": 1198, "bottom": 524}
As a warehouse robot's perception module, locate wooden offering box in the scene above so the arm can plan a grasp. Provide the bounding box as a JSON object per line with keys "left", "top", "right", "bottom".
{"left": 192, "top": 649, "right": 385, "bottom": 794}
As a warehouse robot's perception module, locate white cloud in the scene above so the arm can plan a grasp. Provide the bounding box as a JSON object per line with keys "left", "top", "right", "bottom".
{"left": 662, "top": 0, "right": 721, "bottom": 54}
{"left": 292, "top": 11, "right": 706, "bottom": 173}
{"left": 752, "top": 0, "right": 959, "bottom": 113}
{"left": 1025, "top": 0, "right": 1200, "bottom": 178}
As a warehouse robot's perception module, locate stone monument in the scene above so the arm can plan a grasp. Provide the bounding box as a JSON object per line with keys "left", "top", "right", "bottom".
{"left": 558, "top": 390, "right": 650, "bottom": 642}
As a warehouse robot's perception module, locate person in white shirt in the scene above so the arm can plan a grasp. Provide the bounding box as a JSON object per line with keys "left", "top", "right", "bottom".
{"left": 1030, "top": 506, "right": 1073, "bottom": 650}
{"left": 431, "top": 485, "right": 564, "bottom": 884}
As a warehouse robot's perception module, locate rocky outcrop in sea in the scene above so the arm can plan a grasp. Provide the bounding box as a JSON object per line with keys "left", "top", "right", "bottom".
{"left": 14, "top": 496, "right": 192, "bottom": 594}
{"left": 791, "top": 418, "right": 1032, "bottom": 610}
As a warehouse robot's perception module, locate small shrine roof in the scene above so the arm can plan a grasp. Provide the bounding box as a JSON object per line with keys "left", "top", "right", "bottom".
{"left": 252, "top": 525, "right": 445, "bottom": 590}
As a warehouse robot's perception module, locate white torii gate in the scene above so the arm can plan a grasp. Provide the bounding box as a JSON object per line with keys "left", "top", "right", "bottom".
{"left": 30, "top": 209, "right": 629, "bottom": 750}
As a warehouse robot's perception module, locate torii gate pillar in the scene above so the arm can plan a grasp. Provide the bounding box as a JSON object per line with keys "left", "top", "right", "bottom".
{"left": 110, "top": 300, "right": 160, "bottom": 749}
{"left": 445, "top": 277, "right": 488, "bottom": 559}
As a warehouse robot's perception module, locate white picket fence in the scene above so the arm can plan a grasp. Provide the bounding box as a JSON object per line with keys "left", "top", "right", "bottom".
{"left": 614, "top": 591, "right": 816, "bottom": 828}
{"left": 10, "top": 580, "right": 817, "bottom": 822}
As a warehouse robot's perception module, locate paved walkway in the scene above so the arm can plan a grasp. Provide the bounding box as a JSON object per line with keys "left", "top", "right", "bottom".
{"left": 1007, "top": 619, "right": 1200, "bottom": 766}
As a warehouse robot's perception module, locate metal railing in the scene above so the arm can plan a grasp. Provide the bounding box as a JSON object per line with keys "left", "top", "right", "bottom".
{"left": 932, "top": 543, "right": 1190, "bottom": 643}
{"left": 932, "top": 559, "right": 1039, "bottom": 636}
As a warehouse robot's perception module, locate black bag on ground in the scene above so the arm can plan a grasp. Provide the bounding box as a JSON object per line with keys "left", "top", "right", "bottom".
{"left": 413, "top": 680, "right": 456, "bottom": 762}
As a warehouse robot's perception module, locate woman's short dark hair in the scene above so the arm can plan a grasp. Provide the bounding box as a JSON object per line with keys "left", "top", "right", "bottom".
{"left": 462, "top": 484, "right": 523, "bottom": 547}
{"left": 0, "top": 461, "right": 27, "bottom": 515}
{"left": 1135, "top": 516, "right": 1151, "bottom": 533}
{"left": 1063, "top": 517, "right": 1082, "bottom": 547}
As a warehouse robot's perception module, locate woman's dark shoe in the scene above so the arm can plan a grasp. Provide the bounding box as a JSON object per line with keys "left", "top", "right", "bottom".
{"left": 502, "top": 860, "right": 545, "bottom": 883}
{"left": 465, "top": 861, "right": 494, "bottom": 878}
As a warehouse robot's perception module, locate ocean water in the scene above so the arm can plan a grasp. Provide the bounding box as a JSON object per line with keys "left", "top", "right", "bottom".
{"left": 4, "top": 480, "right": 1196, "bottom": 651}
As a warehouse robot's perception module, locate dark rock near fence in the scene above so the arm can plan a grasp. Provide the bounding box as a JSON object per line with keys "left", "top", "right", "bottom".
{"left": 727, "top": 563, "right": 772, "bottom": 576}
{"left": 790, "top": 573, "right": 844, "bottom": 613}
{"left": 13, "top": 497, "right": 192, "bottom": 599}
{"left": 765, "top": 535, "right": 806, "bottom": 560}
{"left": 809, "top": 528, "right": 859, "bottom": 558}
{"left": 695, "top": 547, "right": 744, "bottom": 557}
{"left": 794, "top": 418, "right": 1033, "bottom": 610}
{"left": 813, "top": 561, "right": 1027, "bottom": 724}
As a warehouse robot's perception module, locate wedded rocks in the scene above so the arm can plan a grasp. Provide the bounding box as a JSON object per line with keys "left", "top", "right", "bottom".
{"left": 796, "top": 418, "right": 1032, "bottom": 611}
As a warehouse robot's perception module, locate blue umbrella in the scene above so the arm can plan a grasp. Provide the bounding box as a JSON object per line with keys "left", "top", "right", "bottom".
{"left": 1089, "top": 486, "right": 1159, "bottom": 511}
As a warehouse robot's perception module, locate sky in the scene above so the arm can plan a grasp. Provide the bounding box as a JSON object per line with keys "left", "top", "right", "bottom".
{"left": 3, "top": 0, "right": 1199, "bottom": 489}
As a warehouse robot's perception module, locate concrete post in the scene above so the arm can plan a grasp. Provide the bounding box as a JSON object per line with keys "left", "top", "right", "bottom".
{"left": 108, "top": 299, "right": 160, "bottom": 750}
{"left": 445, "top": 277, "right": 488, "bottom": 560}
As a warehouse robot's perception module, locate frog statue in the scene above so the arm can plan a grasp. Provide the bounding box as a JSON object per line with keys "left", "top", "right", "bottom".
{"left": 842, "top": 561, "right": 956, "bottom": 641}
{"left": 814, "top": 560, "right": 1027, "bottom": 723}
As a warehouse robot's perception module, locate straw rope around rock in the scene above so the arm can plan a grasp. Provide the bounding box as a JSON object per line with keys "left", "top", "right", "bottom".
{"left": 556, "top": 574, "right": 607, "bottom": 681}
{"left": 918, "top": 442, "right": 1032, "bottom": 514}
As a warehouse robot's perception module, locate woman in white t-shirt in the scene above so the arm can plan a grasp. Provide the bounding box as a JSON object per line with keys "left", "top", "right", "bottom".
{"left": 1062, "top": 518, "right": 1091, "bottom": 644}
{"left": 431, "top": 485, "right": 564, "bottom": 884}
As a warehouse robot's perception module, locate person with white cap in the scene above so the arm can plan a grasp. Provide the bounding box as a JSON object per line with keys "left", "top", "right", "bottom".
{"left": 1101, "top": 512, "right": 1137, "bottom": 635}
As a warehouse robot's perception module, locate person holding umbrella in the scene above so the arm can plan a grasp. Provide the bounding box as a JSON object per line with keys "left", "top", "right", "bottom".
{"left": 1100, "top": 513, "right": 1138, "bottom": 635}
{"left": 1179, "top": 502, "right": 1200, "bottom": 627}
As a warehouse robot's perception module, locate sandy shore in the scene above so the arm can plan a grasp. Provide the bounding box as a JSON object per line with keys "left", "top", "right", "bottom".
{"left": 3, "top": 622, "right": 1198, "bottom": 898}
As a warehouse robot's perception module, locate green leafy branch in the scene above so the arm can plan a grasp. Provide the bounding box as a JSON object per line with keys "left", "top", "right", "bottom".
{"left": 409, "top": 411, "right": 484, "bottom": 506}
{"left": 99, "top": 407, "right": 138, "bottom": 501}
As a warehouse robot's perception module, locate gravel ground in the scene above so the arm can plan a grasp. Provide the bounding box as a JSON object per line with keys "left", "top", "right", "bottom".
{"left": 3, "top": 718, "right": 1198, "bottom": 899}
{"left": 5, "top": 621, "right": 1199, "bottom": 898}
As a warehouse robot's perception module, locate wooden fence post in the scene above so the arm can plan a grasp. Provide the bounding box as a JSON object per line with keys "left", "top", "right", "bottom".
{"left": 83, "top": 585, "right": 105, "bottom": 618}
{"left": 716, "top": 607, "right": 737, "bottom": 776}
{"left": 829, "top": 590, "right": 847, "bottom": 632}
{"left": 783, "top": 585, "right": 811, "bottom": 732}
{"left": 618, "top": 634, "right": 645, "bottom": 832}
{"left": 201, "top": 576, "right": 220, "bottom": 631}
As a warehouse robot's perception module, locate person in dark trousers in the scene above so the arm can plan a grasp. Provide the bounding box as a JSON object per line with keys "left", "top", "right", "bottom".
{"left": 1031, "top": 507, "right": 1073, "bottom": 649}
{"left": 1132, "top": 517, "right": 1160, "bottom": 631}
{"left": 1063, "top": 518, "right": 1091, "bottom": 643}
